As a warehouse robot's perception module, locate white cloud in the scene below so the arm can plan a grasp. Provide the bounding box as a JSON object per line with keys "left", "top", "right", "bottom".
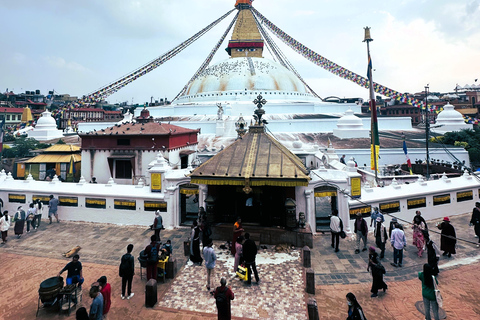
{"left": 43, "top": 56, "right": 91, "bottom": 73}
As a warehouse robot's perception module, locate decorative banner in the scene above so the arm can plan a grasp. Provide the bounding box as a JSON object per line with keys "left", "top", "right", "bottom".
{"left": 349, "top": 205, "right": 371, "bottom": 219}
{"left": 433, "top": 194, "right": 451, "bottom": 206}
{"left": 350, "top": 177, "right": 361, "bottom": 199}
{"left": 407, "top": 197, "right": 426, "bottom": 209}
{"left": 33, "top": 195, "right": 50, "bottom": 205}
{"left": 456, "top": 190, "right": 473, "bottom": 202}
{"left": 151, "top": 173, "right": 162, "bottom": 192}
{"left": 144, "top": 201, "right": 167, "bottom": 212}
{"left": 86, "top": 198, "right": 107, "bottom": 209}
{"left": 59, "top": 8, "right": 236, "bottom": 110}
{"left": 314, "top": 191, "right": 337, "bottom": 197}
{"left": 114, "top": 199, "right": 136, "bottom": 210}
{"left": 59, "top": 196, "right": 78, "bottom": 207}
{"left": 379, "top": 201, "right": 400, "bottom": 213}
{"left": 252, "top": 8, "right": 448, "bottom": 115}
{"left": 8, "top": 193, "right": 26, "bottom": 203}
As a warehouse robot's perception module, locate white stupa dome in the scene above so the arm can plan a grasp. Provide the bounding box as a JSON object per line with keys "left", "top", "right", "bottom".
{"left": 176, "top": 57, "right": 319, "bottom": 104}
{"left": 436, "top": 103, "right": 465, "bottom": 124}
{"left": 28, "top": 111, "right": 64, "bottom": 141}
{"left": 434, "top": 102, "right": 472, "bottom": 133}
{"left": 35, "top": 111, "right": 57, "bottom": 129}
{"left": 335, "top": 109, "right": 363, "bottom": 129}
{"left": 332, "top": 109, "right": 369, "bottom": 138}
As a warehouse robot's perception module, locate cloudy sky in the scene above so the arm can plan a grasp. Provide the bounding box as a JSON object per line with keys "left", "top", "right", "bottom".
{"left": 1, "top": 0, "right": 479, "bottom": 104}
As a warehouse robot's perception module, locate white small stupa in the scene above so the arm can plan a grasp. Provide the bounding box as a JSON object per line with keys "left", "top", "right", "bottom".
{"left": 433, "top": 102, "right": 472, "bottom": 133}
{"left": 28, "top": 111, "right": 64, "bottom": 141}
{"left": 332, "top": 109, "right": 369, "bottom": 138}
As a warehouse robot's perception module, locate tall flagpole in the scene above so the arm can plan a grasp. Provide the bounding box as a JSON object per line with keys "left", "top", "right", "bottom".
{"left": 364, "top": 27, "right": 379, "bottom": 186}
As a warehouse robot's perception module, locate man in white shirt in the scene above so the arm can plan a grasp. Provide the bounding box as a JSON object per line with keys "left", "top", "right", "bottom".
{"left": 390, "top": 223, "right": 407, "bottom": 267}
{"left": 330, "top": 209, "right": 342, "bottom": 252}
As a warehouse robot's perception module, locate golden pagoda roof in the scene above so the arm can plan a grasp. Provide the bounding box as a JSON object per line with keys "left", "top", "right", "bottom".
{"left": 189, "top": 125, "right": 310, "bottom": 187}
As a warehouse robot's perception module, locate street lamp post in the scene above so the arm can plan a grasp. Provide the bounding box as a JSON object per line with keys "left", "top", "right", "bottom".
{"left": 425, "top": 85, "right": 430, "bottom": 180}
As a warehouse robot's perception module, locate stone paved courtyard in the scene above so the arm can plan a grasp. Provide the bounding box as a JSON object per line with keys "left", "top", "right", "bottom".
{"left": 1, "top": 213, "right": 480, "bottom": 319}
{"left": 159, "top": 246, "right": 305, "bottom": 319}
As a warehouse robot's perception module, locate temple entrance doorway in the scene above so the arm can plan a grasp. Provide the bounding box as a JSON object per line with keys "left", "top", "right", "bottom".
{"left": 314, "top": 186, "right": 338, "bottom": 232}
{"left": 207, "top": 185, "right": 295, "bottom": 227}
{"left": 179, "top": 184, "right": 199, "bottom": 226}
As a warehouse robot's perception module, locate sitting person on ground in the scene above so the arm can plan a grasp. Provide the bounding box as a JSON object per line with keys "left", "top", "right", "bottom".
{"left": 58, "top": 254, "right": 84, "bottom": 288}
{"left": 162, "top": 240, "right": 173, "bottom": 256}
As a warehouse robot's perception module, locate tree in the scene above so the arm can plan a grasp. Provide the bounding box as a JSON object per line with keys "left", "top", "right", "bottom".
{"left": 440, "top": 128, "right": 480, "bottom": 167}
{"left": 1, "top": 137, "right": 51, "bottom": 158}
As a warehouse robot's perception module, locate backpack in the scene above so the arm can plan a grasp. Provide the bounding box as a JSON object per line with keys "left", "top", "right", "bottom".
{"left": 119, "top": 254, "right": 133, "bottom": 276}
{"left": 215, "top": 287, "right": 228, "bottom": 306}
{"left": 148, "top": 243, "right": 160, "bottom": 263}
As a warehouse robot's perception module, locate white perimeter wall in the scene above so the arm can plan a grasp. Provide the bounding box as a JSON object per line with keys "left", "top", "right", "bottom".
{"left": 346, "top": 173, "right": 480, "bottom": 232}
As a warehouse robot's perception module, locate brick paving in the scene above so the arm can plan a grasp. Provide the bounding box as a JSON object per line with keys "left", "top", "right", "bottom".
{"left": 0, "top": 213, "right": 479, "bottom": 319}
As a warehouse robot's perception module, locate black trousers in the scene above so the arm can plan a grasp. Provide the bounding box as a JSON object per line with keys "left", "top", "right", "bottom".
{"left": 154, "top": 228, "right": 161, "bottom": 242}
{"left": 122, "top": 274, "right": 133, "bottom": 296}
{"left": 331, "top": 232, "right": 340, "bottom": 250}
{"left": 245, "top": 261, "right": 259, "bottom": 283}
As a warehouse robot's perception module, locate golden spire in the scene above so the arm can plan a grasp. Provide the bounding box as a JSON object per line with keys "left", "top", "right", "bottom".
{"left": 227, "top": 2, "right": 264, "bottom": 58}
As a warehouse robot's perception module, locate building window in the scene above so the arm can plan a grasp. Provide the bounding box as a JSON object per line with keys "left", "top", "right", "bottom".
{"left": 6, "top": 115, "right": 10, "bottom": 120}
{"left": 117, "top": 139, "right": 130, "bottom": 146}
{"left": 115, "top": 160, "right": 132, "bottom": 179}
{"left": 17, "top": 115, "right": 22, "bottom": 120}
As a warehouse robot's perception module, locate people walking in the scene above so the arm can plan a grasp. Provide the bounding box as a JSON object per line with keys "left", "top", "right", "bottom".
{"left": 232, "top": 217, "right": 244, "bottom": 256}
{"left": 390, "top": 223, "right": 407, "bottom": 267}
{"left": 34, "top": 199, "right": 43, "bottom": 229}
{"left": 374, "top": 217, "right": 387, "bottom": 259}
{"left": 203, "top": 240, "right": 216, "bottom": 293}
{"left": 190, "top": 220, "right": 203, "bottom": 265}
{"left": 437, "top": 217, "right": 456, "bottom": 257}
{"left": 354, "top": 213, "right": 368, "bottom": 254}
{"left": 242, "top": 232, "right": 259, "bottom": 284}
{"left": 418, "top": 263, "right": 440, "bottom": 320}
{"left": 388, "top": 217, "right": 398, "bottom": 238}
{"left": 214, "top": 277, "right": 235, "bottom": 320}
{"left": 233, "top": 235, "right": 244, "bottom": 274}
{"left": 119, "top": 244, "right": 135, "bottom": 300}
{"left": 144, "top": 235, "right": 161, "bottom": 280}
{"left": 412, "top": 215, "right": 426, "bottom": 257}
{"left": 26, "top": 203, "right": 36, "bottom": 233}
{"left": 200, "top": 212, "right": 212, "bottom": 248}
{"left": 414, "top": 210, "right": 429, "bottom": 235}
{"left": 14, "top": 206, "right": 26, "bottom": 238}
{"left": 367, "top": 247, "right": 387, "bottom": 297}
{"left": 346, "top": 292, "right": 367, "bottom": 320}
{"left": 48, "top": 195, "right": 60, "bottom": 224}
{"left": 0, "top": 211, "right": 10, "bottom": 244}
{"left": 330, "top": 209, "right": 343, "bottom": 252}
{"left": 370, "top": 207, "right": 383, "bottom": 229}
{"left": 425, "top": 237, "right": 440, "bottom": 275}
{"left": 470, "top": 202, "right": 480, "bottom": 246}
{"left": 97, "top": 276, "right": 111, "bottom": 318}
{"left": 153, "top": 210, "right": 163, "bottom": 242}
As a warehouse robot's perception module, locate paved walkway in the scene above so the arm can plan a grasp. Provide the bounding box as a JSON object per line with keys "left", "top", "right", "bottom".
{"left": 311, "top": 213, "right": 480, "bottom": 285}
{"left": 0, "top": 213, "right": 479, "bottom": 319}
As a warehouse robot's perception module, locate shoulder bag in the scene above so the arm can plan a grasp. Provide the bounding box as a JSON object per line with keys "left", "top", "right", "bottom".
{"left": 432, "top": 275, "right": 443, "bottom": 307}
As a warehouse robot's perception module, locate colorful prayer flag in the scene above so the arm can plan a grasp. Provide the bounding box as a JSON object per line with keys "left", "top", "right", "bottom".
{"left": 0, "top": 118, "right": 5, "bottom": 153}
{"left": 68, "top": 155, "right": 76, "bottom": 175}
{"left": 403, "top": 140, "right": 413, "bottom": 175}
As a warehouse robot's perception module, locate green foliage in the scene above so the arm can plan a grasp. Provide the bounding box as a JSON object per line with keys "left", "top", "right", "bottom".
{"left": 454, "top": 141, "right": 469, "bottom": 149}
{"left": 1, "top": 137, "right": 51, "bottom": 158}
{"left": 56, "top": 139, "right": 66, "bottom": 144}
{"left": 441, "top": 128, "right": 480, "bottom": 165}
